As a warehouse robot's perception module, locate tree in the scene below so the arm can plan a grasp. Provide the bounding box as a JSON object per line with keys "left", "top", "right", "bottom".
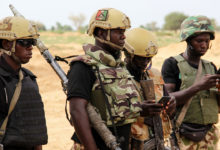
{"left": 163, "top": 12, "right": 188, "bottom": 31}
{"left": 30, "top": 20, "right": 47, "bottom": 31}
{"left": 140, "top": 21, "right": 159, "bottom": 31}
{"left": 69, "top": 13, "right": 86, "bottom": 31}
{"left": 52, "top": 22, "right": 73, "bottom": 33}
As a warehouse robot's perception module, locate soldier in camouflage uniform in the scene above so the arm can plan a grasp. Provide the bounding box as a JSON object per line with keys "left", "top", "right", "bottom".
{"left": 67, "top": 8, "right": 151, "bottom": 150}
{"left": 123, "top": 28, "right": 176, "bottom": 150}
{"left": 161, "top": 15, "right": 220, "bottom": 150}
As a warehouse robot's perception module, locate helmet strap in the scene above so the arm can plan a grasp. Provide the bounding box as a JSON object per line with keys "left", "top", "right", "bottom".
{"left": 146, "top": 60, "right": 152, "bottom": 70}
{"left": 107, "top": 29, "right": 110, "bottom": 41}
{"left": 0, "top": 48, "right": 12, "bottom": 56}
{"left": 11, "top": 41, "right": 21, "bottom": 64}
{"left": 95, "top": 36, "right": 123, "bottom": 50}
{"left": 11, "top": 53, "right": 21, "bottom": 64}
{"left": 11, "top": 40, "right": 16, "bottom": 53}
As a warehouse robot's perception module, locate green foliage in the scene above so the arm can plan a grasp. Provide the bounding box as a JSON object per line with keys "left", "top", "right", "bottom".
{"left": 140, "top": 21, "right": 159, "bottom": 31}
{"left": 30, "top": 20, "right": 47, "bottom": 31}
{"left": 39, "top": 30, "right": 180, "bottom": 50}
{"left": 163, "top": 12, "right": 188, "bottom": 31}
{"left": 69, "top": 13, "right": 86, "bottom": 31}
{"left": 155, "top": 31, "right": 180, "bottom": 47}
{"left": 50, "top": 22, "right": 73, "bottom": 33}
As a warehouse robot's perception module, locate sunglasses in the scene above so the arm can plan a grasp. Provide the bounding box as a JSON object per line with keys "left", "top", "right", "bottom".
{"left": 16, "top": 39, "right": 37, "bottom": 48}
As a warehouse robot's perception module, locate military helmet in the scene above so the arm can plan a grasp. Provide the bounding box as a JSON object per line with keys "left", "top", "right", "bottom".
{"left": 87, "top": 8, "right": 131, "bottom": 36}
{"left": 0, "top": 16, "right": 39, "bottom": 41}
{"left": 124, "top": 28, "right": 158, "bottom": 57}
{"left": 180, "top": 15, "right": 215, "bottom": 41}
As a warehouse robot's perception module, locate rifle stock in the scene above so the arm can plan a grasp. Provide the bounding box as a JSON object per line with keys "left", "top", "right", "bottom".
{"left": 140, "top": 79, "right": 165, "bottom": 150}
{"left": 9, "top": 4, "right": 121, "bottom": 150}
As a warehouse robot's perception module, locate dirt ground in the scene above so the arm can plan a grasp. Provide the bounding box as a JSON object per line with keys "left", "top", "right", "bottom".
{"left": 23, "top": 33, "right": 220, "bottom": 150}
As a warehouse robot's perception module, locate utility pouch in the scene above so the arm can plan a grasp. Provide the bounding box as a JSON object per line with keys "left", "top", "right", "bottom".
{"left": 0, "top": 144, "right": 3, "bottom": 150}
{"left": 179, "top": 123, "right": 211, "bottom": 142}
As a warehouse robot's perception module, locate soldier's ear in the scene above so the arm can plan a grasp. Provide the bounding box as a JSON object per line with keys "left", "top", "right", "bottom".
{"left": 97, "top": 28, "right": 107, "bottom": 40}
{"left": 2, "top": 40, "right": 13, "bottom": 50}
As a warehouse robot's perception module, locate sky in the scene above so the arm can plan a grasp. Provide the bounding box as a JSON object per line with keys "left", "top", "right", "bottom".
{"left": 1, "top": 0, "right": 220, "bottom": 30}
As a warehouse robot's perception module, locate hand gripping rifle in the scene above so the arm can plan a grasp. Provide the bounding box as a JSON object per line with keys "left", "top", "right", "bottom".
{"left": 9, "top": 4, "right": 121, "bottom": 150}
{"left": 140, "top": 79, "right": 165, "bottom": 150}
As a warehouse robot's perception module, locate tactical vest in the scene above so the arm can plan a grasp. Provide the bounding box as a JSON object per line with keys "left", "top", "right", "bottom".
{"left": 131, "top": 68, "right": 172, "bottom": 141}
{"left": 174, "top": 55, "right": 218, "bottom": 125}
{"left": 71, "top": 44, "right": 142, "bottom": 126}
{"left": 0, "top": 67, "right": 48, "bottom": 146}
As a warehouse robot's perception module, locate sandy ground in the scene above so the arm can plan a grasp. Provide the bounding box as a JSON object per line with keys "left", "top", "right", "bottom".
{"left": 23, "top": 33, "right": 220, "bottom": 150}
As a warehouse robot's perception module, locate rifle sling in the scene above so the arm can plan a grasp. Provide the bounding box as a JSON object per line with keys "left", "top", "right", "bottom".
{"left": 94, "top": 66, "right": 120, "bottom": 143}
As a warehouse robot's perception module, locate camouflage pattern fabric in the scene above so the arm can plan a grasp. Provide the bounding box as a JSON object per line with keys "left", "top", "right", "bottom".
{"left": 180, "top": 15, "right": 215, "bottom": 41}
{"left": 70, "top": 141, "right": 84, "bottom": 150}
{"left": 71, "top": 43, "right": 142, "bottom": 126}
{"left": 178, "top": 125, "right": 219, "bottom": 150}
{"left": 131, "top": 68, "right": 172, "bottom": 143}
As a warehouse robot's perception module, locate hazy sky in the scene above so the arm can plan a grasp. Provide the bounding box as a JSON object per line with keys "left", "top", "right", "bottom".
{"left": 1, "top": 0, "right": 220, "bottom": 30}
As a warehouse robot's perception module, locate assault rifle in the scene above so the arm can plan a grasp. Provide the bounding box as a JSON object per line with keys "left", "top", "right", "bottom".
{"left": 140, "top": 79, "right": 165, "bottom": 150}
{"left": 9, "top": 4, "right": 121, "bottom": 150}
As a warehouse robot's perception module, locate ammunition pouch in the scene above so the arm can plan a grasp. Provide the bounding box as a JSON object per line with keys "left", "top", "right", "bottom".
{"left": 179, "top": 123, "right": 212, "bottom": 142}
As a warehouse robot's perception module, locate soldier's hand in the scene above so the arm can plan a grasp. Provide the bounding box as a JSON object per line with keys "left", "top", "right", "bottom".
{"left": 164, "top": 96, "right": 176, "bottom": 118}
{"left": 140, "top": 100, "right": 163, "bottom": 117}
{"left": 194, "top": 74, "right": 220, "bottom": 91}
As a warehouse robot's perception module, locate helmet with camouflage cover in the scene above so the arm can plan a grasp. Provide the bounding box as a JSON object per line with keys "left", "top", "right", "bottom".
{"left": 124, "top": 28, "right": 158, "bottom": 58}
{"left": 0, "top": 16, "right": 39, "bottom": 55}
{"left": 180, "top": 15, "right": 215, "bottom": 41}
{"left": 87, "top": 8, "right": 130, "bottom": 50}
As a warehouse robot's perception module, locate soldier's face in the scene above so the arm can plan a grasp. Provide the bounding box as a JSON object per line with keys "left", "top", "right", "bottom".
{"left": 110, "top": 29, "right": 126, "bottom": 48}
{"left": 132, "top": 55, "right": 152, "bottom": 71}
{"left": 14, "top": 39, "right": 35, "bottom": 64}
{"left": 190, "top": 33, "right": 211, "bottom": 56}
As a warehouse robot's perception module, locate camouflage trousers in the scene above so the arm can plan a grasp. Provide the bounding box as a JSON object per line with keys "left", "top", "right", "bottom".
{"left": 70, "top": 141, "right": 84, "bottom": 150}
{"left": 178, "top": 125, "right": 219, "bottom": 150}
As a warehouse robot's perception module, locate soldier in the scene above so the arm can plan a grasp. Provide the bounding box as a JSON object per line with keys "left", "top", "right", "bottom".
{"left": 67, "top": 8, "right": 145, "bottom": 150}
{"left": 0, "top": 16, "right": 48, "bottom": 150}
{"left": 123, "top": 27, "right": 176, "bottom": 150}
{"left": 161, "top": 15, "right": 220, "bottom": 150}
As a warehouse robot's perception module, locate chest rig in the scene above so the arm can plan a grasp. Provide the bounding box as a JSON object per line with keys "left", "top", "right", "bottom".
{"left": 71, "top": 44, "right": 142, "bottom": 126}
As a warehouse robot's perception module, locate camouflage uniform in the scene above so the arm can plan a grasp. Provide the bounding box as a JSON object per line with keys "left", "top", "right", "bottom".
{"left": 70, "top": 43, "right": 142, "bottom": 149}
{"left": 179, "top": 125, "right": 219, "bottom": 150}
{"left": 130, "top": 68, "right": 172, "bottom": 148}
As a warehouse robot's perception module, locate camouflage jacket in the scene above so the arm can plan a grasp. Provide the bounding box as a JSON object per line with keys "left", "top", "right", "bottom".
{"left": 131, "top": 68, "right": 172, "bottom": 141}
{"left": 71, "top": 43, "right": 142, "bottom": 126}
